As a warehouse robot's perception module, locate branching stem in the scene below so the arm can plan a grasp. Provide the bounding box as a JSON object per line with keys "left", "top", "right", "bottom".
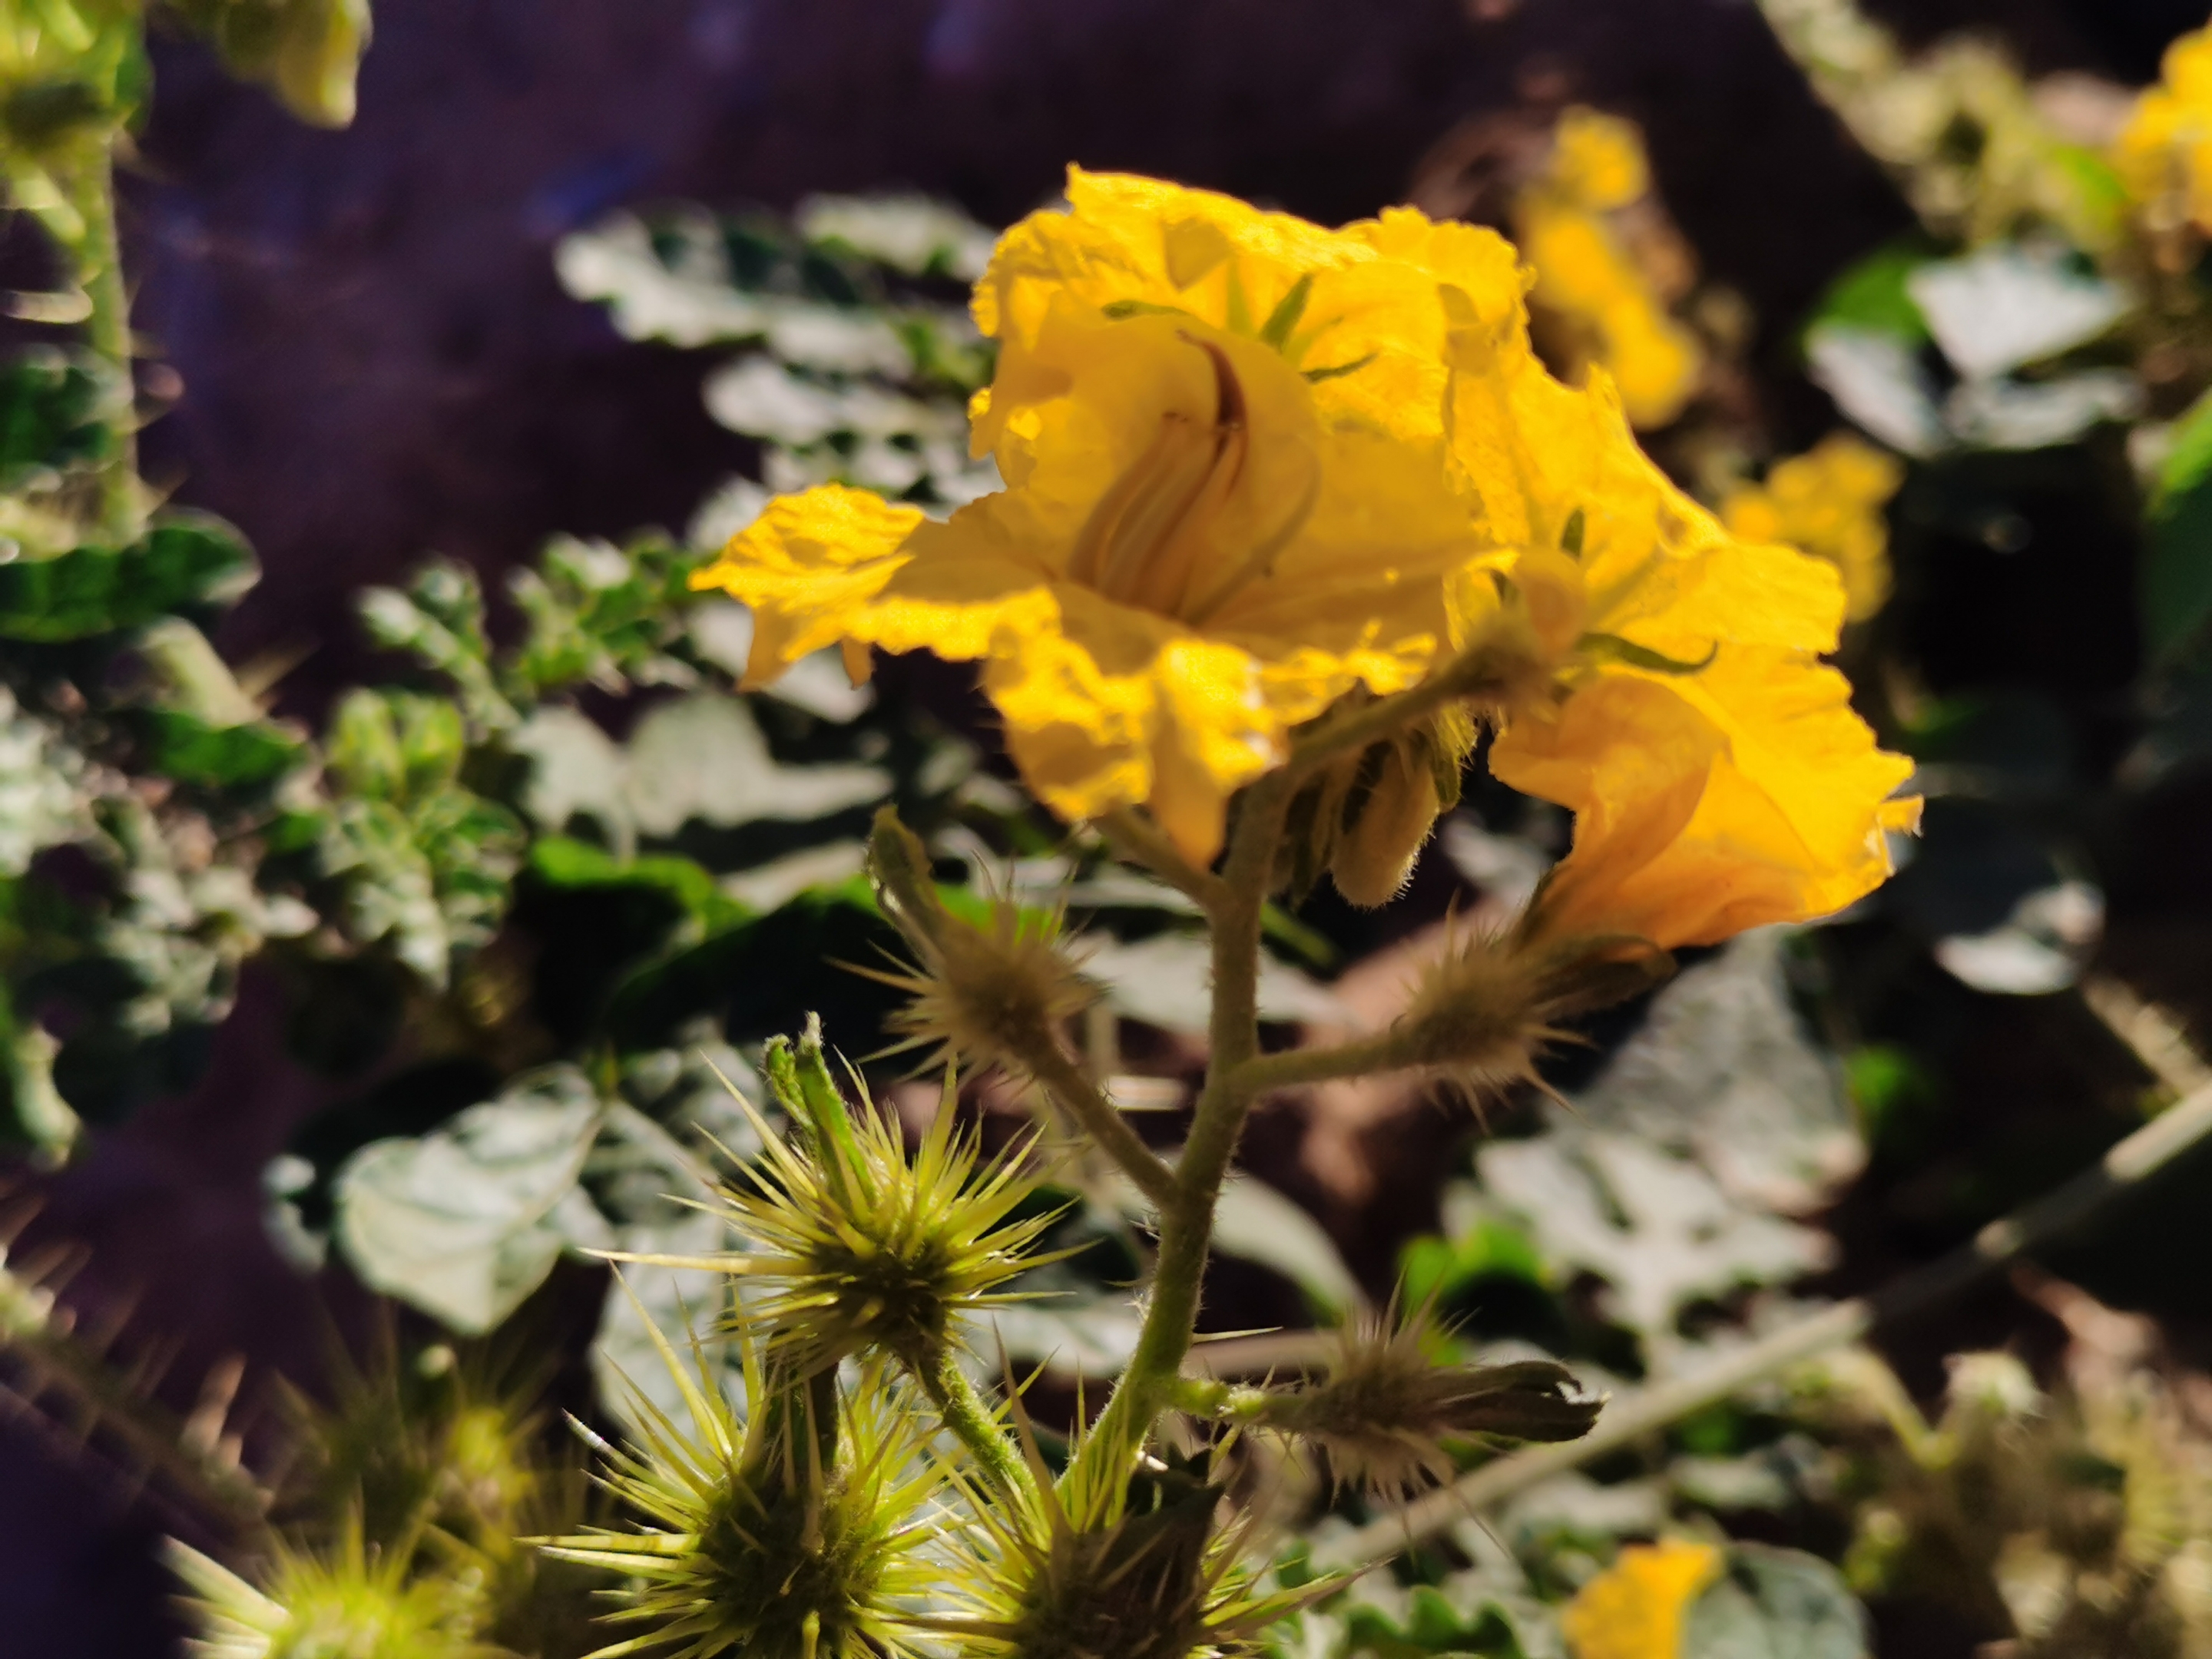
{"left": 1018, "top": 1038, "right": 1180, "bottom": 1210}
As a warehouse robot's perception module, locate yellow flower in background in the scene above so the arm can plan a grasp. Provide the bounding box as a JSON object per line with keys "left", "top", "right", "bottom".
{"left": 1721, "top": 432, "right": 1905, "bottom": 623}
{"left": 1561, "top": 1539, "right": 1724, "bottom": 1659}
{"left": 1514, "top": 108, "right": 1704, "bottom": 430}
{"left": 1442, "top": 296, "right": 1916, "bottom": 950}
{"left": 2116, "top": 22, "right": 2212, "bottom": 234}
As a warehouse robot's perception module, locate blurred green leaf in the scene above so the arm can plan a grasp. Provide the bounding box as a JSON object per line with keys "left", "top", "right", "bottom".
{"left": 1682, "top": 1545, "right": 1869, "bottom": 1659}
{"left": 333, "top": 1065, "right": 609, "bottom": 1333}
{"left": 1805, "top": 242, "right": 1932, "bottom": 347}
{"left": 2146, "top": 388, "right": 2212, "bottom": 665}
{"left": 0, "top": 514, "right": 255, "bottom": 641}
{"left": 138, "top": 709, "right": 303, "bottom": 788}
{"left": 0, "top": 348, "right": 117, "bottom": 487}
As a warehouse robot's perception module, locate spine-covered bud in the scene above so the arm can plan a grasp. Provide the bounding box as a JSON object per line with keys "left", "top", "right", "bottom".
{"left": 544, "top": 1333, "right": 943, "bottom": 1659}
{"left": 1206, "top": 1310, "right": 1600, "bottom": 1496}
{"left": 714, "top": 1018, "right": 1062, "bottom": 1375}
{"left": 863, "top": 807, "right": 1096, "bottom": 1079}
{"left": 1390, "top": 927, "right": 1671, "bottom": 1106}
{"left": 935, "top": 1435, "right": 1313, "bottom": 1659}
{"left": 167, "top": 1527, "right": 486, "bottom": 1659}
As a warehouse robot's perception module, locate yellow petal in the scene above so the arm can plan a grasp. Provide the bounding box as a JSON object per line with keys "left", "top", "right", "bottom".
{"left": 1494, "top": 649, "right": 1918, "bottom": 949}
{"left": 1561, "top": 1539, "right": 1724, "bottom": 1659}
{"left": 689, "top": 485, "right": 928, "bottom": 684}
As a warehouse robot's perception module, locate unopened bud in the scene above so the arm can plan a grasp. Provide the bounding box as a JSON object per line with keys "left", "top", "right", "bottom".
{"left": 1328, "top": 708, "right": 1479, "bottom": 909}
{"left": 1393, "top": 929, "right": 1669, "bottom": 1108}
{"left": 862, "top": 807, "right": 1095, "bottom": 1078}
{"left": 1244, "top": 1311, "right": 1598, "bottom": 1495}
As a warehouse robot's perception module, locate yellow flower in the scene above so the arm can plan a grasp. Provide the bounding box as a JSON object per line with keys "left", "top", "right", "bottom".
{"left": 1439, "top": 297, "right": 1916, "bottom": 950}
{"left": 1513, "top": 108, "right": 1704, "bottom": 430}
{"left": 1721, "top": 432, "right": 1905, "bottom": 623}
{"left": 697, "top": 167, "right": 1916, "bottom": 945}
{"left": 1561, "top": 1539, "right": 1724, "bottom": 1659}
{"left": 2116, "top": 24, "right": 2212, "bottom": 234}
{"left": 698, "top": 171, "right": 1547, "bottom": 864}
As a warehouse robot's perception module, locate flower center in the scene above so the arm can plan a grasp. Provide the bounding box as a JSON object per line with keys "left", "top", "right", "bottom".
{"left": 1065, "top": 334, "right": 1316, "bottom": 627}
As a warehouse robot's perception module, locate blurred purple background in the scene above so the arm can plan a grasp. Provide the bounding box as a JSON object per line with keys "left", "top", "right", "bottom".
{"left": 2, "top": 0, "right": 2199, "bottom": 1650}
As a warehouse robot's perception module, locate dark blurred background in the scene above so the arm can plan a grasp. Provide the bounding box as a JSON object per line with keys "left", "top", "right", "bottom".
{"left": 5, "top": 1, "right": 2209, "bottom": 1650}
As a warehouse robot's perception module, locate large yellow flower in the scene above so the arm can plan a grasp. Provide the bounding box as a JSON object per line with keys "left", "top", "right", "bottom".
{"left": 695, "top": 167, "right": 1916, "bottom": 945}
{"left": 2116, "top": 23, "right": 2212, "bottom": 235}
{"left": 699, "top": 173, "right": 1548, "bottom": 864}
{"left": 697, "top": 303, "right": 1491, "bottom": 863}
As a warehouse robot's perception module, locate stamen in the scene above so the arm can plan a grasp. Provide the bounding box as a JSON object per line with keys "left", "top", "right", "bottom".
{"left": 1066, "top": 335, "right": 1250, "bottom": 620}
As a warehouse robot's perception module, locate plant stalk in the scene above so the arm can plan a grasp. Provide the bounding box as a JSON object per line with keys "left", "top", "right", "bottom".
{"left": 1316, "top": 1070, "right": 2212, "bottom": 1573}
{"left": 1064, "top": 773, "right": 1292, "bottom": 1496}
{"left": 70, "top": 144, "right": 137, "bottom": 545}
{"left": 915, "top": 1343, "right": 1038, "bottom": 1511}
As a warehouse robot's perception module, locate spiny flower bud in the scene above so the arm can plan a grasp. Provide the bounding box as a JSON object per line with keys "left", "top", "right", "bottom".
{"left": 1237, "top": 1308, "right": 1600, "bottom": 1497}
{"left": 608, "top": 1018, "right": 1063, "bottom": 1376}
{"left": 1392, "top": 925, "right": 1670, "bottom": 1108}
{"left": 167, "top": 1525, "right": 485, "bottom": 1659}
{"left": 544, "top": 1323, "right": 942, "bottom": 1659}
{"left": 862, "top": 807, "right": 1096, "bottom": 1078}
{"left": 937, "top": 1429, "right": 1310, "bottom": 1659}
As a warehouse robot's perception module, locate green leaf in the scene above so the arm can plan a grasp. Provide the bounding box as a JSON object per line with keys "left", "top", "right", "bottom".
{"left": 1804, "top": 241, "right": 1932, "bottom": 347}
{"left": 2146, "top": 388, "right": 2212, "bottom": 664}
{"left": 333, "top": 1066, "right": 611, "bottom": 1334}
{"left": 528, "top": 835, "right": 750, "bottom": 932}
{"left": 1681, "top": 1545, "right": 1869, "bottom": 1659}
{"left": 0, "top": 348, "right": 117, "bottom": 487}
{"left": 0, "top": 515, "right": 256, "bottom": 641}
{"left": 167, "top": 0, "right": 372, "bottom": 127}
{"left": 138, "top": 710, "right": 303, "bottom": 788}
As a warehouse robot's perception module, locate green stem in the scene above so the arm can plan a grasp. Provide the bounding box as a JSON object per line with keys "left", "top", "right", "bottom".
{"left": 1316, "top": 1067, "right": 2212, "bottom": 1574}
{"left": 1065, "top": 773, "right": 1293, "bottom": 1498}
{"left": 1020, "top": 1038, "right": 1180, "bottom": 1210}
{"left": 1229, "top": 1031, "right": 1410, "bottom": 1097}
{"left": 1098, "top": 808, "right": 1227, "bottom": 909}
{"left": 69, "top": 144, "right": 137, "bottom": 545}
{"left": 915, "top": 1344, "right": 1038, "bottom": 1510}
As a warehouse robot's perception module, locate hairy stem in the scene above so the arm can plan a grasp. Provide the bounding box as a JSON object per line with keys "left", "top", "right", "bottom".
{"left": 1098, "top": 808, "right": 1227, "bottom": 909}
{"left": 1317, "top": 1067, "right": 2212, "bottom": 1573}
{"left": 69, "top": 148, "right": 137, "bottom": 545}
{"left": 915, "top": 1343, "right": 1038, "bottom": 1510}
{"left": 1020, "top": 1038, "right": 1180, "bottom": 1210}
{"left": 1229, "top": 1031, "right": 1412, "bottom": 1097}
{"left": 1066, "top": 774, "right": 1293, "bottom": 1497}
{"left": 1284, "top": 637, "right": 1534, "bottom": 787}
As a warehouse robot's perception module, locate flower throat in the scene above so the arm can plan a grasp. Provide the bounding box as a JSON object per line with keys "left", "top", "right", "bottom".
{"left": 1065, "top": 333, "right": 1313, "bottom": 628}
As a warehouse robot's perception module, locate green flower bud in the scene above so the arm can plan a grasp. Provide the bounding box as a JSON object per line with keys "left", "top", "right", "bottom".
{"left": 544, "top": 1326, "right": 943, "bottom": 1659}
{"left": 608, "top": 1017, "right": 1065, "bottom": 1377}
